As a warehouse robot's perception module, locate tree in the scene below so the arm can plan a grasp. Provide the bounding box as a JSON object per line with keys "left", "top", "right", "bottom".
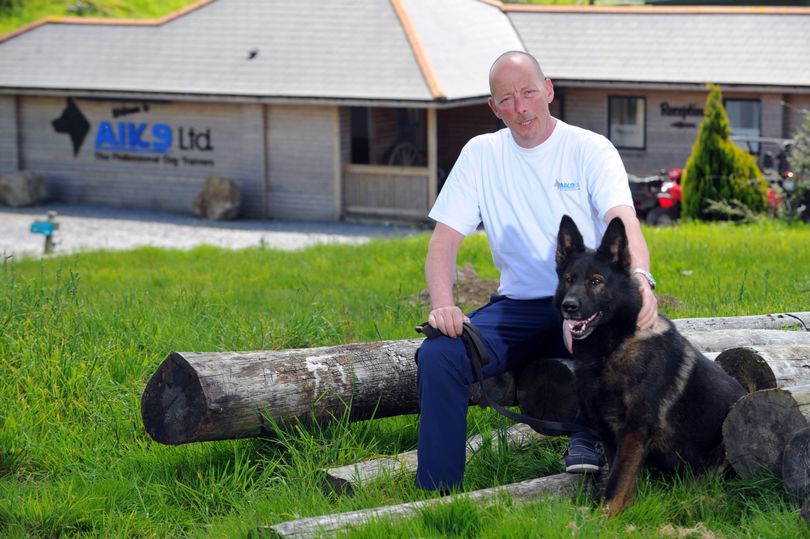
{"left": 788, "top": 110, "right": 810, "bottom": 221}
{"left": 790, "top": 110, "right": 810, "bottom": 179}
{"left": 681, "top": 84, "right": 768, "bottom": 220}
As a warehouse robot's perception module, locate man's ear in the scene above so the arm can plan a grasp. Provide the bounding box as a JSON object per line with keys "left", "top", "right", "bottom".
{"left": 544, "top": 77, "right": 554, "bottom": 104}
{"left": 556, "top": 215, "right": 585, "bottom": 265}
{"left": 597, "top": 217, "right": 631, "bottom": 271}
{"left": 487, "top": 96, "right": 501, "bottom": 120}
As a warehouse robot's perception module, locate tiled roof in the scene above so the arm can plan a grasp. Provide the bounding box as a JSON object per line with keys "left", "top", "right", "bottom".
{"left": 0, "top": 0, "right": 808, "bottom": 103}
{"left": 0, "top": 0, "right": 519, "bottom": 102}
{"left": 507, "top": 5, "right": 810, "bottom": 88}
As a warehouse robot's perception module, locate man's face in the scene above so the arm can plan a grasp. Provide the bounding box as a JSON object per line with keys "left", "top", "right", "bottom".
{"left": 487, "top": 59, "right": 555, "bottom": 149}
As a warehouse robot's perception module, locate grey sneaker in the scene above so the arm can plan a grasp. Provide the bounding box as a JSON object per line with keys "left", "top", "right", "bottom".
{"left": 564, "top": 433, "right": 604, "bottom": 474}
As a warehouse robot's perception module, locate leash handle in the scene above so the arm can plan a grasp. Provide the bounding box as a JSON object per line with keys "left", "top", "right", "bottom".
{"left": 415, "top": 321, "right": 598, "bottom": 438}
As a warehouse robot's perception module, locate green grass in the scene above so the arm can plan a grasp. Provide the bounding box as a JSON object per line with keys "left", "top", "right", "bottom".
{"left": 0, "top": 0, "right": 200, "bottom": 35}
{"left": 0, "top": 0, "right": 649, "bottom": 37}
{"left": 1, "top": 220, "right": 809, "bottom": 537}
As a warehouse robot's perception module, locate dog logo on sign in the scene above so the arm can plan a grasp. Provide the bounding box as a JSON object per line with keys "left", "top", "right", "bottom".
{"left": 51, "top": 98, "right": 90, "bottom": 156}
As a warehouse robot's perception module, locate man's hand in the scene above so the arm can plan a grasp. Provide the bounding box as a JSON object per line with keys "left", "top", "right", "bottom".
{"left": 428, "top": 305, "right": 470, "bottom": 339}
{"left": 425, "top": 223, "right": 468, "bottom": 338}
{"left": 604, "top": 206, "right": 658, "bottom": 331}
{"left": 635, "top": 278, "right": 658, "bottom": 330}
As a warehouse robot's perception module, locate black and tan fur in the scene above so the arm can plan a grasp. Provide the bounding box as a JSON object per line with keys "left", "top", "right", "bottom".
{"left": 553, "top": 215, "right": 746, "bottom": 516}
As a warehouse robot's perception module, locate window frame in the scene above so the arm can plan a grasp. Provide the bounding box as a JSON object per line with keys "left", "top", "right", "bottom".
{"left": 607, "top": 95, "right": 647, "bottom": 151}
{"left": 724, "top": 97, "right": 762, "bottom": 155}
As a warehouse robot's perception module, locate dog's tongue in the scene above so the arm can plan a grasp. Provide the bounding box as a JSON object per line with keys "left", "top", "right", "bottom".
{"left": 563, "top": 320, "right": 574, "bottom": 354}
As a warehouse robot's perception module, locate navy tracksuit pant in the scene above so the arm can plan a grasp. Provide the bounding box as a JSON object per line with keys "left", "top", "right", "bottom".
{"left": 415, "top": 295, "right": 571, "bottom": 491}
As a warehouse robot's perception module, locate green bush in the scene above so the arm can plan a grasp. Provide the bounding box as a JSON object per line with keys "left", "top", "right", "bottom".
{"left": 791, "top": 110, "right": 810, "bottom": 177}
{"left": 681, "top": 84, "right": 768, "bottom": 220}
{"left": 788, "top": 110, "right": 810, "bottom": 221}
{"left": 0, "top": 0, "right": 21, "bottom": 16}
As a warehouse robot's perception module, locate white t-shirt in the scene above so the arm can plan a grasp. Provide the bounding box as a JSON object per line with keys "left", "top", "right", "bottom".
{"left": 429, "top": 120, "right": 634, "bottom": 299}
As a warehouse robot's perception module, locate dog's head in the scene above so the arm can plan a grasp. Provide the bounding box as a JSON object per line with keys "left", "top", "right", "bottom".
{"left": 553, "top": 215, "right": 641, "bottom": 350}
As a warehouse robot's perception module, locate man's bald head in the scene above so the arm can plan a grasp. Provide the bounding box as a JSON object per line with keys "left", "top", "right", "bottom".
{"left": 489, "top": 51, "right": 546, "bottom": 96}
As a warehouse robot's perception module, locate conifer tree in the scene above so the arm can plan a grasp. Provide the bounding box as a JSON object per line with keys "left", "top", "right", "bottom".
{"left": 681, "top": 84, "right": 767, "bottom": 220}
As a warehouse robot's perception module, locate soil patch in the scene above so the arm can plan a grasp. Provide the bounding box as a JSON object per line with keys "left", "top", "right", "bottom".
{"left": 413, "top": 262, "right": 499, "bottom": 311}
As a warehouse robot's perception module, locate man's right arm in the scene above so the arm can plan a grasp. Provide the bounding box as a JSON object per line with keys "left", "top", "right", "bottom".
{"left": 425, "top": 222, "right": 468, "bottom": 338}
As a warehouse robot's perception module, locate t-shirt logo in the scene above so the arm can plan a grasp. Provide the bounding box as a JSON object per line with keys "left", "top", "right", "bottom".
{"left": 556, "top": 180, "right": 580, "bottom": 191}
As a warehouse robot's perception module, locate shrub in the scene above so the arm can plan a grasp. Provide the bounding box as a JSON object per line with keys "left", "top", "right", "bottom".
{"left": 0, "top": 0, "right": 21, "bottom": 16}
{"left": 790, "top": 110, "right": 810, "bottom": 176}
{"left": 681, "top": 84, "right": 768, "bottom": 220}
{"left": 788, "top": 110, "right": 810, "bottom": 221}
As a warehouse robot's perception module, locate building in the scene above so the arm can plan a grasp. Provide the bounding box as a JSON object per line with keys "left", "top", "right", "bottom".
{"left": 1, "top": 0, "right": 808, "bottom": 221}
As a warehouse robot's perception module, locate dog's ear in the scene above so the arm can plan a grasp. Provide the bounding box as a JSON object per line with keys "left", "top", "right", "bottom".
{"left": 598, "top": 217, "right": 631, "bottom": 271}
{"left": 556, "top": 215, "right": 585, "bottom": 265}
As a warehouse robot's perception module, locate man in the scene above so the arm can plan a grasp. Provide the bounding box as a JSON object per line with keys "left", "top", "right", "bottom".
{"left": 415, "top": 51, "right": 658, "bottom": 492}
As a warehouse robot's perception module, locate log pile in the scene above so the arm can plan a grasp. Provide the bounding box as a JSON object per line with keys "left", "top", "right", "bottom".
{"left": 139, "top": 311, "right": 810, "bottom": 532}
{"left": 141, "top": 312, "right": 810, "bottom": 445}
{"left": 718, "top": 343, "right": 810, "bottom": 522}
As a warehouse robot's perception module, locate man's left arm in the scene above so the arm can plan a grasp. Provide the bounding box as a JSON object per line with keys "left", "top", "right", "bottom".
{"left": 604, "top": 205, "right": 658, "bottom": 330}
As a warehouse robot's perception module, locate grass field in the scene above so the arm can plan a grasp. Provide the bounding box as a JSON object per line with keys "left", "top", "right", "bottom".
{"left": 1, "top": 220, "right": 810, "bottom": 537}
{"left": 0, "top": 0, "right": 198, "bottom": 35}
{"left": 0, "top": 0, "right": 639, "bottom": 36}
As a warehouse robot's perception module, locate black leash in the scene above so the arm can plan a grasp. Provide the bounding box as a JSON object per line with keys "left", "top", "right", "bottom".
{"left": 416, "top": 321, "right": 598, "bottom": 438}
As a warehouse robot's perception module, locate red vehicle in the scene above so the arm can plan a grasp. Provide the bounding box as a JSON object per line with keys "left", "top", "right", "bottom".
{"left": 646, "top": 167, "right": 682, "bottom": 226}
{"left": 645, "top": 164, "right": 796, "bottom": 224}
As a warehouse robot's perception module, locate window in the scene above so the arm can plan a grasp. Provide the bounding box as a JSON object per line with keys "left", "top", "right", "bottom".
{"left": 725, "top": 99, "right": 761, "bottom": 154}
{"left": 608, "top": 96, "right": 646, "bottom": 150}
{"left": 349, "top": 107, "right": 370, "bottom": 164}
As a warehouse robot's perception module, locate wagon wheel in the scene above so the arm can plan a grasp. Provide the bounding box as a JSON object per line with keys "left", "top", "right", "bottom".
{"left": 387, "top": 142, "right": 422, "bottom": 166}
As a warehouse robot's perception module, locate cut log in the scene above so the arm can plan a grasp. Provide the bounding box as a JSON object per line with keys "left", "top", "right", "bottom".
{"left": 673, "top": 312, "right": 809, "bottom": 333}
{"left": 683, "top": 329, "right": 810, "bottom": 353}
{"left": 141, "top": 341, "right": 527, "bottom": 445}
{"left": 142, "top": 322, "right": 810, "bottom": 445}
{"left": 715, "top": 345, "right": 810, "bottom": 393}
{"left": 264, "top": 472, "right": 581, "bottom": 538}
{"left": 515, "top": 357, "right": 578, "bottom": 433}
{"left": 141, "top": 340, "right": 423, "bottom": 444}
{"left": 723, "top": 385, "right": 810, "bottom": 478}
{"left": 782, "top": 427, "right": 810, "bottom": 501}
{"left": 323, "top": 423, "right": 543, "bottom": 495}
{"left": 469, "top": 371, "right": 516, "bottom": 407}
{"left": 802, "top": 497, "right": 810, "bottom": 525}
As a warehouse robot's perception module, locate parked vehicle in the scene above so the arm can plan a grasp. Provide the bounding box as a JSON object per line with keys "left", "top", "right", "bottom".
{"left": 628, "top": 171, "right": 664, "bottom": 221}
{"left": 646, "top": 168, "right": 683, "bottom": 226}
{"left": 735, "top": 136, "right": 808, "bottom": 220}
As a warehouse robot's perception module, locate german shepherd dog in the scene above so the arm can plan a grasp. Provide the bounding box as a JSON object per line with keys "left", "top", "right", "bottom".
{"left": 553, "top": 215, "right": 746, "bottom": 516}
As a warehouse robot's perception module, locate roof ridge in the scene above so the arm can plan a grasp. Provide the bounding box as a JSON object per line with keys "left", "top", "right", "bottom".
{"left": 0, "top": 0, "right": 216, "bottom": 44}
{"left": 390, "top": 0, "right": 446, "bottom": 100}
{"left": 500, "top": 4, "right": 810, "bottom": 15}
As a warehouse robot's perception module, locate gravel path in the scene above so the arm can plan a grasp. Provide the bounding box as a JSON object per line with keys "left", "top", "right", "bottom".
{"left": 1, "top": 204, "right": 425, "bottom": 259}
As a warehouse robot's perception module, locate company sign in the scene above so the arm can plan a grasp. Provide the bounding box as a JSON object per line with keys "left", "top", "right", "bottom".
{"left": 660, "top": 102, "right": 703, "bottom": 129}
{"left": 52, "top": 98, "right": 217, "bottom": 167}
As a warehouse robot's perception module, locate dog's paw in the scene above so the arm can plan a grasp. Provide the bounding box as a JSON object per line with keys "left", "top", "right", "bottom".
{"left": 602, "top": 502, "right": 619, "bottom": 518}
{"left": 602, "top": 498, "right": 626, "bottom": 518}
